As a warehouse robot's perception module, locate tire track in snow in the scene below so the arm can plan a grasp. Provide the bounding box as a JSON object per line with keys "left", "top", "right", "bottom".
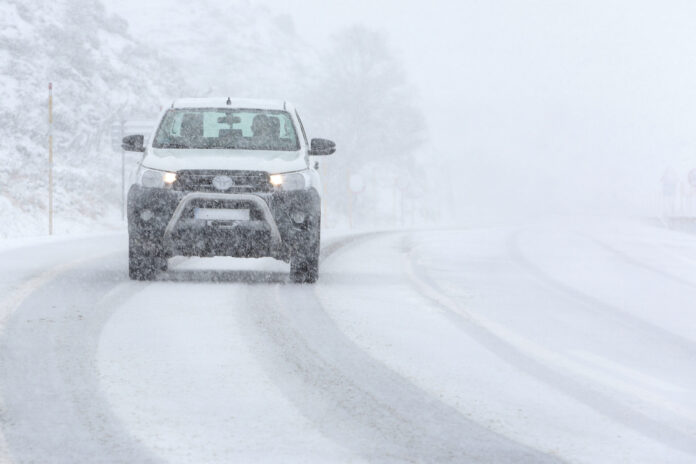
{"left": 584, "top": 234, "right": 696, "bottom": 290}
{"left": 0, "top": 247, "right": 124, "bottom": 464}
{"left": 0, "top": 251, "right": 165, "bottom": 464}
{"left": 403, "top": 231, "right": 696, "bottom": 457}
{"left": 235, "top": 232, "right": 561, "bottom": 464}
{"left": 508, "top": 230, "right": 696, "bottom": 359}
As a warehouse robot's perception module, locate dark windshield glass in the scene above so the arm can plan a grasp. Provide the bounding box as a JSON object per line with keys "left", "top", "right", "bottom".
{"left": 153, "top": 109, "right": 300, "bottom": 151}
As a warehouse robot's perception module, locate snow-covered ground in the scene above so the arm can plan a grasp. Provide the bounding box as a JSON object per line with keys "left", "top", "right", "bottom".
{"left": 0, "top": 218, "right": 695, "bottom": 463}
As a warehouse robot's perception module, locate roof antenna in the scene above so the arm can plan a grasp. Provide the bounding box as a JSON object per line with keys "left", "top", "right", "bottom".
{"left": 226, "top": 97, "right": 232, "bottom": 106}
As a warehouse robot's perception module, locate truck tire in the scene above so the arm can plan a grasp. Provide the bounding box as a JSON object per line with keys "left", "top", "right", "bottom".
{"left": 290, "top": 220, "right": 320, "bottom": 284}
{"left": 128, "top": 237, "right": 167, "bottom": 281}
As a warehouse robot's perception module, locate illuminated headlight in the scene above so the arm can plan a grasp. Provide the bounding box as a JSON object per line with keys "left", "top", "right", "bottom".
{"left": 269, "top": 170, "right": 308, "bottom": 191}
{"left": 139, "top": 168, "right": 177, "bottom": 189}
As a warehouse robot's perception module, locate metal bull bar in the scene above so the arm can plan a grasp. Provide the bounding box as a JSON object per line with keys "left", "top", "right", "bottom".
{"left": 163, "top": 193, "right": 282, "bottom": 250}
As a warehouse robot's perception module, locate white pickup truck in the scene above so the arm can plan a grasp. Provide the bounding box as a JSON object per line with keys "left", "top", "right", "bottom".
{"left": 123, "top": 97, "right": 336, "bottom": 283}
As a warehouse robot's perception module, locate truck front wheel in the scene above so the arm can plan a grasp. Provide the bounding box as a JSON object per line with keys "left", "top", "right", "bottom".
{"left": 290, "top": 220, "right": 320, "bottom": 284}
{"left": 128, "top": 237, "right": 167, "bottom": 281}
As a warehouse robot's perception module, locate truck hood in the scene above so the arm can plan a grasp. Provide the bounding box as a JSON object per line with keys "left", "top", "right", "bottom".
{"left": 142, "top": 148, "right": 307, "bottom": 174}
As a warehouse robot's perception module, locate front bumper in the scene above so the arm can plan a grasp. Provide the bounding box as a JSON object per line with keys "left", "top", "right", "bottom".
{"left": 127, "top": 185, "right": 320, "bottom": 260}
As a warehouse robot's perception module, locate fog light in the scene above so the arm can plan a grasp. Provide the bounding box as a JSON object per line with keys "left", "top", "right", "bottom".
{"left": 140, "top": 209, "right": 154, "bottom": 221}
{"left": 291, "top": 211, "right": 306, "bottom": 224}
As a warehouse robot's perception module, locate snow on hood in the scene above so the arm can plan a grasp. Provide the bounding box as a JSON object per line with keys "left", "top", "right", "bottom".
{"left": 142, "top": 148, "right": 307, "bottom": 174}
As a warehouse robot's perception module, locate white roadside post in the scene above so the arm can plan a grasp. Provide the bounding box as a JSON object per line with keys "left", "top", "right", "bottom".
{"left": 348, "top": 173, "right": 365, "bottom": 229}
{"left": 48, "top": 82, "right": 53, "bottom": 236}
{"left": 395, "top": 177, "right": 407, "bottom": 227}
{"left": 689, "top": 169, "right": 696, "bottom": 217}
{"left": 348, "top": 170, "right": 352, "bottom": 228}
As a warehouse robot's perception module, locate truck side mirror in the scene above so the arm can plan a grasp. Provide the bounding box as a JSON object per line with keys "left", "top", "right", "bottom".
{"left": 122, "top": 134, "right": 145, "bottom": 152}
{"left": 309, "top": 138, "right": 336, "bottom": 156}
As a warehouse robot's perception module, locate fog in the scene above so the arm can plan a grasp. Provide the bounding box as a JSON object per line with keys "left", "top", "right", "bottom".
{"left": 108, "top": 0, "right": 696, "bottom": 224}
{"left": 303, "top": 0, "right": 696, "bottom": 217}
{"left": 291, "top": 0, "right": 696, "bottom": 220}
{"left": 2, "top": 0, "right": 696, "bottom": 234}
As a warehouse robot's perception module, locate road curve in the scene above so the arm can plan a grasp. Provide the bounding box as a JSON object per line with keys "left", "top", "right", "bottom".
{"left": 0, "top": 221, "right": 694, "bottom": 463}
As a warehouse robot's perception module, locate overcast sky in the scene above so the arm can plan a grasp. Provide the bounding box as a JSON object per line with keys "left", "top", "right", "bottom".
{"left": 285, "top": 0, "right": 696, "bottom": 216}
{"left": 109, "top": 0, "right": 696, "bottom": 218}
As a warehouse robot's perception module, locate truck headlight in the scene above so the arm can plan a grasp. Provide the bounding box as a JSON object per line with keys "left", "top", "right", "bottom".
{"left": 139, "top": 168, "right": 177, "bottom": 189}
{"left": 269, "top": 170, "right": 308, "bottom": 191}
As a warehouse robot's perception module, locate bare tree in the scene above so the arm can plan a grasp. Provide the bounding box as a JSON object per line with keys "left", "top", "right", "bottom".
{"left": 303, "top": 26, "right": 427, "bottom": 227}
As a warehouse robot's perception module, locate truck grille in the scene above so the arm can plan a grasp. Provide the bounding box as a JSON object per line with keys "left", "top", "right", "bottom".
{"left": 174, "top": 170, "right": 272, "bottom": 193}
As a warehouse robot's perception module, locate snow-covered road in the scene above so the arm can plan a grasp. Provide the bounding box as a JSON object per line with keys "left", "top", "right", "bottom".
{"left": 0, "top": 219, "right": 695, "bottom": 463}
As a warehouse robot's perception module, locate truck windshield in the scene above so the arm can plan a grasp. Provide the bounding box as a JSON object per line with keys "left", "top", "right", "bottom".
{"left": 152, "top": 109, "right": 300, "bottom": 151}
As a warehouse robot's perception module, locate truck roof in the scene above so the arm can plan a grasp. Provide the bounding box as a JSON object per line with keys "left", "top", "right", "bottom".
{"left": 171, "top": 97, "right": 291, "bottom": 111}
